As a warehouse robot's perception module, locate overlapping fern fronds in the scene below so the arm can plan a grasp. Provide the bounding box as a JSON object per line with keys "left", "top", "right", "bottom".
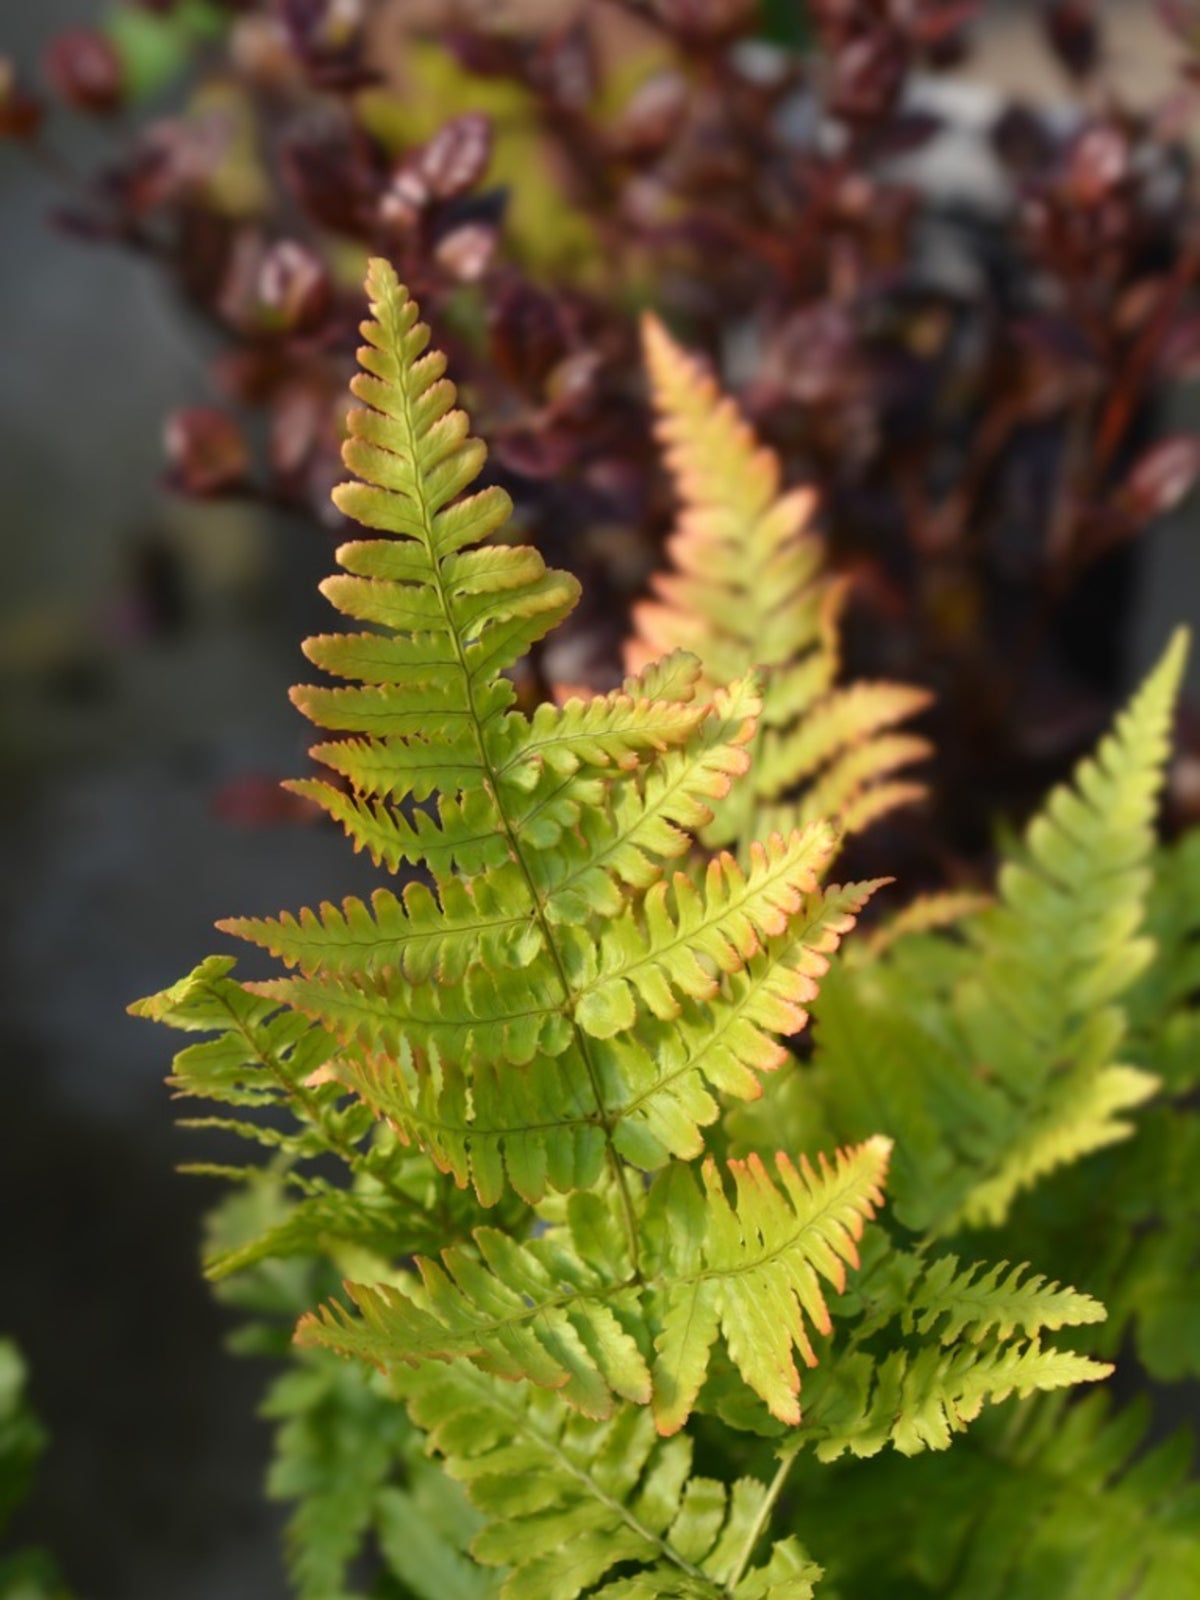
{"left": 135, "top": 261, "right": 1139, "bottom": 1597}
{"left": 732, "top": 632, "right": 1188, "bottom": 1234}
{"left": 626, "top": 317, "right": 931, "bottom": 846}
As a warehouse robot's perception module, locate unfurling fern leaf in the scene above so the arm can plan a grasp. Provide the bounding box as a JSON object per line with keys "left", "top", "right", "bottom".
{"left": 628, "top": 316, "right": 931, "bottom": 845}
{"left": 135, "top": 260, "right": 1131, "bottom": 1598}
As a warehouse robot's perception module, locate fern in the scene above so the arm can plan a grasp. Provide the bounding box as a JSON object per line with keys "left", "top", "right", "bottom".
{"left": 262, "top": 1349, "right": 411, "bottom": 1600}
{"left": 135, "top": 262, "right": 1135, "bottom": 1597}
{"left": 735, "top": 633, "right": 1188, "bottom": 1234}
{"left": 807, "top": 1389, "right": 1200, "bottom": 1598}
{"left": 626, "top": 316, "right": 931, "bottom": 846}
{"left": 396, "top": 1363, "right": 821, "bottom": 1600}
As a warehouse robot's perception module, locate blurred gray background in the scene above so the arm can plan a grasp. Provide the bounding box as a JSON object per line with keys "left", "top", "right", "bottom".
{"left": 1, "top": 3, "right": 1198, "bottom": 1598}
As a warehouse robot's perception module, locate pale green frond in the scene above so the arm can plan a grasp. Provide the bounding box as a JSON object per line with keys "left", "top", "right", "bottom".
{"left": 811, "top": 1340, "right": 1111, "bottom": 1462}
{"left": 903, "top": 1254, "right": 1106, "bottom": 1345}
{"left": 396, "top": 1363, "right": 820, "bottom": 1600}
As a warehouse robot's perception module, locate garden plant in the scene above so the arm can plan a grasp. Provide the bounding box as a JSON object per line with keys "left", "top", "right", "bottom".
{"left": 128, "top": 259, "right": 1200, "bottom": 1598}
{"left": 5, "top": 4, "right": 1200, "bottom": 1595}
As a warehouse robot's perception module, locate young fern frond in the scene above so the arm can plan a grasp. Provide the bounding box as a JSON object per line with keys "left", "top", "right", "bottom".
{"left": 951, "top": 629, "right": 1186, "bottom": 1226}
{"left": 628, "top": 317, "right": 931, "bottom": 846}
{"left": 808, "top": 1340, "right": 1111, "bottom": 1461}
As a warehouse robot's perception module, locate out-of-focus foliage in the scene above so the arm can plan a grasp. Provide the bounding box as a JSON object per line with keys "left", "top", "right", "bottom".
{"left": 0, "top": 1341, "right": 70, "bottom": 1600}
{"left": 11, "top": 0, "right": 1200, "bottom": 870}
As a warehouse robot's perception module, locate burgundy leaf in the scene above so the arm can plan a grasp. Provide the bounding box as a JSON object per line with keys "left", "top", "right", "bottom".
{"left": 1064, "top": 122, "right": 1130, "bottom": 206}
{"left": 164, "top": 407, "right": 251, "bottom": 498}
{"left": 1120, "top": 436, "right": 1200, "bottom": 523}
{"left": 43, "top": 28, "right": 124, "bottom": 115}
{"left": 420, "top": 114, "right": 493, "bottom": 202}
{"left": 0, "top": 57, "right": 42, "bottom": 139}
{"left": 1041, "top": 0, "right": 1102, "bottom": 79}
{"left": 257, "top": 239, "right": 332, "bottom": 333}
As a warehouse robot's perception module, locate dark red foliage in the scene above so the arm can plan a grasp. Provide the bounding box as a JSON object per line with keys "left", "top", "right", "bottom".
{"left": 18, "top": 0, "right": 1200, "bottom": 875}
{"left": 43, "top": 28, "right": 124, "bottom": 116}
{"left": 164, "top": 408, "right": 251, "bottom": 498}
{"left": 0, "top": 56, "right": 42, "bottom": 139}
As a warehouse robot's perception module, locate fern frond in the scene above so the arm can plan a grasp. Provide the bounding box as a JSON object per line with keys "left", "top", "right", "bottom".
{"left": 810, "top": 1340, "right": 1111, "bottom": 1461}
{"left": 199, "top": 261, "right": 891, "bottom": 1236}
{"left": 302, "top": 1139, "right": 889, "bottom": 1433}
{"left": 785, "top": 633, "right": 1189, "bottom": 1232}
{"left": 903, "top": 1254, "right": 1105, "bottom": 1345}
{"left": 396, "top": 1363, "right": 821, "bottom": 1600}
{"left": 262, "top": 1350, "right": 410, "bottom": 1600}
{"left": 951, "top": 629, "right": 1188, "bottom": 1225}
{"left": 917, "top": 1392, "right": 1200, "bottom": 1599}
{"left": 629, "top": 316, "right": 930, "bottom": 843}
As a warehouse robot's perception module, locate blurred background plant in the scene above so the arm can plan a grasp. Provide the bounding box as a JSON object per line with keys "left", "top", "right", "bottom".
{"left": 0, "top": 1340, "right": 70, "bottom": 1598}
{"left": 9, "top": 0, "right": 1200, "bottom": 864}
{"left": 3, "top": 2, "right": 1200, "bottom": 1596}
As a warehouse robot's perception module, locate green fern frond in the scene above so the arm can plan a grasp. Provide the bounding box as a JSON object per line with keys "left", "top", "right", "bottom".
{"left": 774, "top": 633, "right": 1188, "bottom": 1232}
{"left": 0, "top": 1341, "right": 71, "bottom": 1598}
{"left": 627, "top": 315, "right": 931, "bottom": 844}
{"left": 903, "top": 1254, "right": 1105, "bottom": 1345}
{"left": 262, "top": 1350, "right": 410, "bottom": 1600}
{"left": 951, "top": 629, "right": 1187, "bottom": 1225}
{"left": 301, "top": 1139, "right": 889, "bottom": 1433}
{"left": 396, "top": 1363, "right": 821, "bottom": 1600}
{"left": 942, "top": 1391, "right": 1200, "bottom": 1598}
{"left": 810, "top": 1340, "right": 1111, "bottom": 1461}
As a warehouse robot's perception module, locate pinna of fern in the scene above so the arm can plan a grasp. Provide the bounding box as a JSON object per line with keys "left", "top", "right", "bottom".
{"left": 135, "top": 260, "right": 1119, "bottom": 1600}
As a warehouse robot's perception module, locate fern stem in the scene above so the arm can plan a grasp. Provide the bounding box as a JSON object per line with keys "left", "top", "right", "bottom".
{"left": 725, "top": 1446, "right": 799, "bottom": 1593}
{"left": 377, "top": 275, "right": 644, "bottom": 1279}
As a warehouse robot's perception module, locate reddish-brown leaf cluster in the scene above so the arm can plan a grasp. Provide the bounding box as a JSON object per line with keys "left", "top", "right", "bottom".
{"left": 12, "top": 0, "right": 1200, "bottom": 860}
